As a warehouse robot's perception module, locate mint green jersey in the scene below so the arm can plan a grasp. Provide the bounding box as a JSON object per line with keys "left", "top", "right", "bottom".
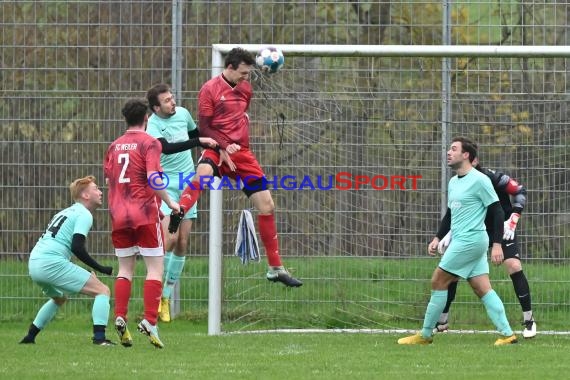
{"left": 448, "top": 167, "right": 499, "bottom": 240}
{"left": 30, "top": 202, "right": 93, "bottom": 261}
{"left": 147, "top": 106, "right": 197, "bottom": 186}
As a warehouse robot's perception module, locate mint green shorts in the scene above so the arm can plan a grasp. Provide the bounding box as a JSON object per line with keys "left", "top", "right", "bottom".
{"left": 28, "top": 257, "right": 91, "bottom": 298}
{"left": 439, "top": 231, "right": 489, "bottom": 279}
{"left": 160, "top": 184, "right": 197, "bottom": 219}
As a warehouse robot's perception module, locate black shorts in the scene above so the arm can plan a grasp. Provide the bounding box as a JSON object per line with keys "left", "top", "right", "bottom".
{"left": 501, "top": 238, "right": 521, "bottom": 260}
{"left": 487, "top": 232, "right": 521, "bottom": 260}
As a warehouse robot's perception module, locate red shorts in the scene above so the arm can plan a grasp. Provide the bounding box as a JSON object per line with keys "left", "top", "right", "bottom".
{"left": 200, "top": 148, "right": 265, "bottom": 184}
{"left": 111, "top": 223, "right": 164, "bottom": 257}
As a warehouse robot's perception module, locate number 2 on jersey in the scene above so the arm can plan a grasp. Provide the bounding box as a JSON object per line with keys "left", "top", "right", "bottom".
{"left": 118, "top": 153, "right": 130, "bottom": 183}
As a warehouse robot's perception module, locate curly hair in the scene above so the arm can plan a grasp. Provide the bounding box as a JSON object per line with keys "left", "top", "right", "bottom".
{"left": 224, "top": 47, "right": 256, "bottom": 69}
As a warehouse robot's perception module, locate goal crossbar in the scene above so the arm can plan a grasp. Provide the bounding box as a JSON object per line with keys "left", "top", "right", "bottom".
{"left": 213, "top": 44, "right": 570, "bottom": 58}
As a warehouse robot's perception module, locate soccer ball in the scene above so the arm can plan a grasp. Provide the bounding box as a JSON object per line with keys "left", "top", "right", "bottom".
{"left": 255, "top": 46, "right": 284, "bottom": 74}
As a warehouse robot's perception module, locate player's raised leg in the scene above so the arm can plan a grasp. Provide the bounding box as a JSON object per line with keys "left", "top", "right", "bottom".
{"left": 249, "top": 188, "right": 302, "bottom": 287}
{"left": 169, "top": 166, "right": 208, "bottom": 234}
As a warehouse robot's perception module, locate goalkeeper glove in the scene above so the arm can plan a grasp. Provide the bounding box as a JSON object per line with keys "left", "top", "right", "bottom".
{"left": 503, "top": 213, "right": 520, "bottom": 241}
{"left": 437, "top": 231, "right": 452, "bottom": 255}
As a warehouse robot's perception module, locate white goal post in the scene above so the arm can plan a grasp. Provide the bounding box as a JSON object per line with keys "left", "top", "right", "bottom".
{"left": 207, "top": 44, "right": 570, "bottom": 336}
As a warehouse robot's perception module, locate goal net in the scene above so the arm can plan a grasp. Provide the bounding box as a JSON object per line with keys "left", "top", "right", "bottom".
{"left": 192, "top": 45, "right": 570, "bottom": 335}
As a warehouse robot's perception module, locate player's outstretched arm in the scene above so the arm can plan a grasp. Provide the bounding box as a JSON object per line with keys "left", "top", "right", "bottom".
{"left": 156, "top": 131, "right": 218, "bottom": 154}
{"left": 71, "top": 234, "right": 112, "bottom": 275}
{"left": 157, "top": 137, "right": 202, "bottom": 154}
{"left": 199, "top": 137, "right": 218, "bottom": 148}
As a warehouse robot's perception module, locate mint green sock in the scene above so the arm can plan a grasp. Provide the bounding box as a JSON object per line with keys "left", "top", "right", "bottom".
{"left": 161, "top": 251, "right": 174, "bottom": 298}
{"left": 481, "top": 290, "right": 513, "bottom": 336}
{"left": 162, "top": 255, "right": 186, "bottom": 299}
{"left": 32, "top": 299, "right": 59, "bottom": 329}
{"left": 421, "top": 290, "right": 448, "bottom": 338}
{"left": 92, "top": 294, "right": 110, "bottom": 326}
{"left": 163, "top": 251, "right": 173, "bottom": 283}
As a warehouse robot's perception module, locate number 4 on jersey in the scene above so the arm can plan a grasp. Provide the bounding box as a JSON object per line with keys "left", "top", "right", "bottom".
{"left": 43, "top": 215, "right": 68, "bottom": 238}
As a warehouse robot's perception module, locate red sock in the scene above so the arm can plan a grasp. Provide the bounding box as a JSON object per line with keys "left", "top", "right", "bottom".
{"left": 143, "top": 279, "right": 162, "bottom": 325}
{"left": 114, "top": 277, "right": 131, "bottom": 320}
{"left": 179, "top": 180, "right": 202, "bottom": 212}
{"left": 258, "top": 214, "right": 282, "bottom": 267}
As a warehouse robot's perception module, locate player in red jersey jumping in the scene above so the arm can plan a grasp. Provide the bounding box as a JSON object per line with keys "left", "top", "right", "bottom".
{"left": 170, "top": 47, "right": 302, "bottom": 287}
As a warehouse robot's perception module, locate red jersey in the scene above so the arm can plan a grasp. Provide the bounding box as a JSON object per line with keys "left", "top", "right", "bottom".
{"left": 104, "top": 129, "right": 163, "bottom": 230}
{"left": 198, "top": 75, "right": 252, "bottom": 149}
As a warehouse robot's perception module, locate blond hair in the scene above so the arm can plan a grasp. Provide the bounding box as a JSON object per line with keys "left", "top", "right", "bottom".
{"left": 69, "top": 175, "right": 96, "bottom": 201}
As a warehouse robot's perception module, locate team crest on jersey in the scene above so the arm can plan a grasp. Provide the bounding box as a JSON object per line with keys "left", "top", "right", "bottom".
{"left": 220, "top": 95, "right": 225, "bottom": 102}
{"left": 450, "top": 200, "right": 462, "bottom": 210}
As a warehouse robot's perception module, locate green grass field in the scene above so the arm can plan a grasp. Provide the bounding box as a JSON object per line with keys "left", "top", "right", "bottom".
{"left": 2, "top": 318, "right": 569, "bottom": 380}
{"left": 2, "top": 256, "right": 570, "bottom": 378}
{"left": 2, "top": 256, "right": 570, "bottom": 332}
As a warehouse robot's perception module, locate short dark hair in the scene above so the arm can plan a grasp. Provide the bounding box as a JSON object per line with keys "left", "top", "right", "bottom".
{"left": 452, "top": 136, "right": 478, "bottom": 162}
{"left": 224, "top": 47, "right": 256, "bottom": 70}
{"left": 146, "top": 83, "right": 171, "bottom": 111}
{"left": 121, "top": 98, "right": 149, "bottom": 126}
